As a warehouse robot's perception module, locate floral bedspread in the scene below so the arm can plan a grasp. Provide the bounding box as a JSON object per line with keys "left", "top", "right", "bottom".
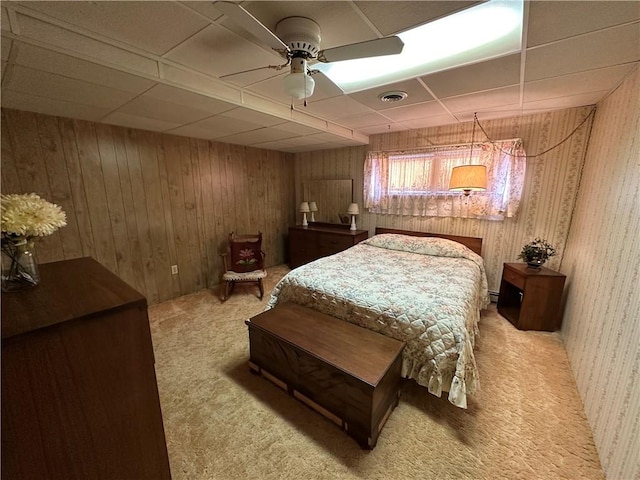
{"left": 266, "top": 234, "right": 490, "bottom": 408}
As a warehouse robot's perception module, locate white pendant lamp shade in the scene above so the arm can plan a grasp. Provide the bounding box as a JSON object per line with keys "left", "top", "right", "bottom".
{"left": 284, "top": 72, "right": 315, "bottom": 99}
{"left": 449, "top": 165, "right": 487, "bottom": 196}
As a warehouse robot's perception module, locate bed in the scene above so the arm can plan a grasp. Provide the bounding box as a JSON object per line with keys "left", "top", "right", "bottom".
{"left": 266, "top": 227, "right": 490, "bottom": 408}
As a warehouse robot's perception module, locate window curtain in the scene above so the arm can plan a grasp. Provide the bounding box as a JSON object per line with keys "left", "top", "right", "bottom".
{"left": 364, "top": 139, "right": 526, "bottom": 220}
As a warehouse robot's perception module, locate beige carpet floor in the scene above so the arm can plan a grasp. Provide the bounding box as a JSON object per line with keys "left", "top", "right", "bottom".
{"left": 148, "top": 265, "right": 604, "bottom": 480}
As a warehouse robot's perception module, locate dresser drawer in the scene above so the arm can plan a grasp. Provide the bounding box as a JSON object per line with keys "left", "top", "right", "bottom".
{"left": 503, "top": 267, "right": 525, "bottom": 290}
{"left": 318, "top": 233, "right": 354, "bottom": 255}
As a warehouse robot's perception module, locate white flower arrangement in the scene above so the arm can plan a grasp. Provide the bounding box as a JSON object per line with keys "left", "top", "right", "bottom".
{"left": 1, "top": 193, "right": 67, "bottom": 238}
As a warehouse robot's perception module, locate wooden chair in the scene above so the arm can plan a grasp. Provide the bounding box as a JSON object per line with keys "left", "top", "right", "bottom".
{"left": 221, "top": 232, "right": 266, "bottom": 302}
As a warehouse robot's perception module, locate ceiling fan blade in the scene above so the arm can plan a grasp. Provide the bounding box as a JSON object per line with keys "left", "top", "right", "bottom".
{"left": 317, "top": 36, "right": 404, "bottom": 63}
{"left": 214, "top": 1, "right": 289, "bottom": 53}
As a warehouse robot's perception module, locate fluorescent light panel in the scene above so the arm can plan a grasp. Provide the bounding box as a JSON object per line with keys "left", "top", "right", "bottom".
{"left": 315, "top": 0, "right": 524, "bottom": 93}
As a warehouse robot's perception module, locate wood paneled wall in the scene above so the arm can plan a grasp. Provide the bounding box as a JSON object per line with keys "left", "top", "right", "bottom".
{"left": 1, "top": 109, "right": 295, "bottom": 304}
{"left": 294, "top": 107, "right": 593, "bottom": 293}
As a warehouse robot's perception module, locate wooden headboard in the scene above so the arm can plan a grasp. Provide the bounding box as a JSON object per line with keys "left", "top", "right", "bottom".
{"left": 374, "top": 227, "right": 483, "bottom": 256}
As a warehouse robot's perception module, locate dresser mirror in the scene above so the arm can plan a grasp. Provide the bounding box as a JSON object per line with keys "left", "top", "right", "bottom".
{"left": 302, "top": 179, "right": 353, "bottom": 224}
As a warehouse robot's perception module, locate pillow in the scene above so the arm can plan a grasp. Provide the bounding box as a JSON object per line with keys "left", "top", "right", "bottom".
{"left": 362, "top": 233, "right": 473, "bottom": 259}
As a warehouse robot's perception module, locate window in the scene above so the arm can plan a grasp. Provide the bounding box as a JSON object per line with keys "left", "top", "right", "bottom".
{"left": 364, "top": 140, "right": 526, "bottom": 220}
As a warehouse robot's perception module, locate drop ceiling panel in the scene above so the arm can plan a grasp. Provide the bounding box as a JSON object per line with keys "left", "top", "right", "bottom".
{"left": 14, "top": 1, "right": 209, "bottom": 55}
{"left": 358, "top": 122, "right": 407, "bottom": 135}
{"left": 101, "top": 111, "right": 182, "bottom": 132}
{"left": 380, "top": 100, "right": 450, "bottom": 122}
{"left": 222, "top": 107, "right": 286, "bottom": 128}
{"left": 5, "top": 66, "right": 140, "bottom": 110}
{"left": 525, "top": 23, "right": 640, "bottom": 81}
{"left": 242, "top": 1, "right": 378, "bottom": 50}
{"left": 142, "top": 84, "right": 236, "bottom": 114}
{"left": 348, "top": 78, "right": 433, "bottom": 111}
{"left": 354, "top": 1, "right": 482, "bottom": 36}
{"left": 15, "top": 12, "right": 159, "bottom": 76}
{"left": 422, "top": 54, "right": 521, "bottom": 99}
{"left": 2, "top": 37, "right": 11, "bottom": 60}
{"left": 1, "top": 7, "right": 10, "bottom": 32}
{"left": 304, "top": 96, "right": 374, "bottom": 120}
{"left": 215, "top": 126, "right": 298, "bottom": 145}
{"left": 527, "top": 1, "right": 640, "bottom": 47}
{"left": 14, "top": 43, "right": 156, "bottom": 94}
{"left": 523, "top": 64, "right": 637, "bottom": 104}
{"left": 164, "top": 24, "right": 283, "bottom": 78}
{"left": 442, "top": 85, "right": 520, "bottom": 113}
{"left": 272, "top": 121, "right": 324, "bottom": 136}
{"left": 334, "top": 112, "right": 395, "bottom": 129}
{"left": 1, "top": 90, "right": 113, "bottom": 121}
{"left": 117, "top": 95, "right": 217, "bottom": 125}
{"left": 399, "top": 114, "right": 460, "bottom": 130}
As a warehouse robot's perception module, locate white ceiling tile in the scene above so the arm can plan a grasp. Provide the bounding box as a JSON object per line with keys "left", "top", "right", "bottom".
{"left": 441, "top": 85, "right": 520, "bottom": 113}
{"left": 16, "top": 12, "right": 159, "bottom": 77}
{"left": 1, "top": 7, "right": 10, "bottom": 32}
{"left": 380, "top": 100, "right": 450, "bottom": 122}
{"left": 117, "top": 96, "right": 213, "bottom": 125}
{"left": 179, "top": 2, "right": 224, "bottom": 23}
{"left": 359, "top": 122, "right": 407, "bottom": 135}
{"left": 399, "top": 115, "right": 460, "bottom": 130}
{"left": 525, "top": 22, "right": 640, "bottom": 81}
{"left": 101, "top": 111, "right": 181, "bottom": 132}
{"left": 14, "top": 42, "right": 156, "bottom": 94}
{"left": 1, "top": 90, "right": 113, "bottom": 121}
{"left": 422, "top": 54, "right": 521, "bottom": 99}
{"left": 16, "top": 1, "right": 210, "bottom": 55}
{"left": 354, "top": 1, "right": 481, "bottom": 36}
{"left": 304, "top": 96, "right": 374, "bottom": 120}
{"left": 165, "top": 24, "right": 283, "bottom": 78}
{"left": 142, "top": 84, "right": 236, "bottom": 114}
{"left": 166, "top": 113, "right": 257, "bottom": 139}
{"left": 271, "top": 121, "right": 324, "bottom": 136}
{"left": 348, "top": 78, "right": 433, "bottom": 111}
{"left": 334, "top": 112, "right": 393, "bottom": 129}
{"left": 5, "top": 65, "right": 139, "bottom": 109}
{"left": 527, "top": 1, "right": 640, "bottom": 47}
{"left": 524, "top": 64, "right": 637, "bottom": 104}
{"left": 251, "top": 138, "right": 299, "bottom": 151}
{"left": 222, "top": 107, "right": 285, "bottom": 128}
{"left": 216, "top": 125, "right": 299, "bottom": 145}
{"left": 1, "top": 60, "right": 7, "bottom": 81}
{"left": 242, "top": 2, "right": 378, "bottom": 51}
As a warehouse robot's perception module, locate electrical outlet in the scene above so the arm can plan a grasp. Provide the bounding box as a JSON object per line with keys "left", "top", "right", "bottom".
{"left": 171, "top": 265, "right": 178, "bottom": 275}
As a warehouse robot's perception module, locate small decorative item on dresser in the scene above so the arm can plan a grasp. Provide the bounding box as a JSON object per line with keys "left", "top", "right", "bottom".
{"left": 1, "top": 193, "right": 67, "bottom": 292}
{"left": 517, "top": 237, "right": 556, "bottom": 270}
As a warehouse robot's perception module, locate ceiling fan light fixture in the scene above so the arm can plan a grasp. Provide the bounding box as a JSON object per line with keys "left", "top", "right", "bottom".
{"left": 284, "top": 72, "right": 315, "bottom": 100}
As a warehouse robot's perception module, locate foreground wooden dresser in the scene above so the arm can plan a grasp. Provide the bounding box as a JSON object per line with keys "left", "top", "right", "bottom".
{"left": 246, "top": 303, "right": 404, "bottom": 449}
{"left": 289, "top": 223, "right": 368, "bottom": 268}
{"left": 1, "top": 257, "right": 171, "bottom": 479}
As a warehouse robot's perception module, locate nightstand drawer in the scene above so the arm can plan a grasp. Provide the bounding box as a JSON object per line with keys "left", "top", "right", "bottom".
{"left": 503, "top": 268, "right": 525, "bottom": 290}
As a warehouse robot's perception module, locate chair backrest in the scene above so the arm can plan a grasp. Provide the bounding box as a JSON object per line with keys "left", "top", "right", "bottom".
{"left": 228, "top": 232, "right": 264, "bottom": 273}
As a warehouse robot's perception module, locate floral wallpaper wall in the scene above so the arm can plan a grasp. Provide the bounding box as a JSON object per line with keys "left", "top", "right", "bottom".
{"left": 560, "top": 66, "right": 639, "bottom": 480}
{"left": 295, "top": 106, "right": 594, "bottom": 294}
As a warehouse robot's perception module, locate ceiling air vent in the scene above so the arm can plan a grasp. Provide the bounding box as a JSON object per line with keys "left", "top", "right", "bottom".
{"left": 378, "top": 91, "right": 408, "bottom": 103}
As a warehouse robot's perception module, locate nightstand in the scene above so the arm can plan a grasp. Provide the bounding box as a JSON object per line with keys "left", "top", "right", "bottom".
{"left": 497, "top": 262, "right": 566, "bottom": 331}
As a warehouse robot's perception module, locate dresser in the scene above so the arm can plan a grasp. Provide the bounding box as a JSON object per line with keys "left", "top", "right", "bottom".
{"left": 1, "top": 257, "right": 172, "bottom": 479}
{"left": 289, "top": 223, "right": 368, "bottom": 268}
{"left": 497, "top": 262, "right": 566, "bottom": 331}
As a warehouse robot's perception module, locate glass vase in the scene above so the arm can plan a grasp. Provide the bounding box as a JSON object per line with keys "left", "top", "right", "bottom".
{"left": 1, "top": 236, "right": 40, "bottom": 292}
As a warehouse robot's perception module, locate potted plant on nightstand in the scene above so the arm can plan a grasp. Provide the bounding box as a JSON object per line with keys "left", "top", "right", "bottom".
{"left": 518, "top": 238, "right": 556, "bottom": 270}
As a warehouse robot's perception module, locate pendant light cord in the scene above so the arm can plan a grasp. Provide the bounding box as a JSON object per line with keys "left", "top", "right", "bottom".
{"left": 473, "top": 107, "right": 597, "bottom": 158}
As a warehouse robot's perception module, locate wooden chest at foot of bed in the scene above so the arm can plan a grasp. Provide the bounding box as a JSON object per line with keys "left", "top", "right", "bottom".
{"left": 246, "top": 302, "right": 405, "bottom": 449}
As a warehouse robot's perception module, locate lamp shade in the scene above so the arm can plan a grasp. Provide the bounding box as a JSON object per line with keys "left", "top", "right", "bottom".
{"left": 299, "top": 201, "right": 310, "bottom": 213}
{"left": 284, "top": 72, "right": 315, "bottom": 100}
{"left": 347, "top": 203, "right": 360, "bottom": 215}
{"left": 309, "top": 201, "right": 318, "bottom": 212}
{"left": 449, "top": 165, "right": 487, "bottom": 195}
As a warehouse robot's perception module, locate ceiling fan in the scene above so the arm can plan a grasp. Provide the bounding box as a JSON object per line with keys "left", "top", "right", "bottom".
{"left": 215, "top": 1, "right": 405, "bottom": 101}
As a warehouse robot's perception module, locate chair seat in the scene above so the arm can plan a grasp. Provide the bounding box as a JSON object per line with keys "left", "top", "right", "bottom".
{"left": 222, "top": 269, "right": 267, "bottom": 282}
